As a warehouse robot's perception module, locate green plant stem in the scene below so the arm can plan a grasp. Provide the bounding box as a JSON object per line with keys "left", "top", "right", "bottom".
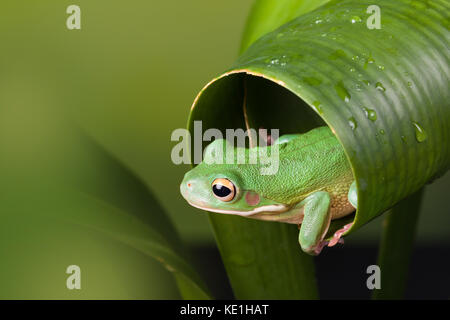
{"left": 372, "top": 188, "right": 424, "bottom": 300}
{"left": 209, "top": 214, "right": 318, "bottom": 299}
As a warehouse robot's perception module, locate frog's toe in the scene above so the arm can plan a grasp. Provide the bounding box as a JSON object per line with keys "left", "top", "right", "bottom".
{"left": 328, "top": 222, "right": 353, "bottom": 247}
{"left": 313, "top": 240, "right": 330, "bottom": 255}
{"left": 301, "top": 240, "right": 329, "bottom": 256}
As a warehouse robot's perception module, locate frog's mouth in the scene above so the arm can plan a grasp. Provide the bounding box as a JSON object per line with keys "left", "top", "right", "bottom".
{"left": 186, "top": 200, "right": 289, "bottom": 217}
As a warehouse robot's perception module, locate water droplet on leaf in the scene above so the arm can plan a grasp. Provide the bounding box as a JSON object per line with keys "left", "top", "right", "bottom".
{"left": 362, "top": 107, "right": 377, "bottom": 121}
{"left": 412, "top": 122, "right": 427, "bottom": 142}
{"left": 376, "top": 82, "right": 386, "bottom": 92}
{"left": 312, "top": 101, "right": 324, "bottom": 115}
{"left": 351, "top": 16, "right": 362, "bottom": 23}
{"left": 401, "top": 135, "right": 407, "bottom": 144}
{"left": 270, "top": 58, "right": 280, "bottom": 65}
{"left": 335, "top": 81, "right": 351, "bottom": 102}
{"left": 348, "top": 117, "right": 357, "bottom": 130}
{"left": 364, "top": 56, "right": 375, "bottom": 69}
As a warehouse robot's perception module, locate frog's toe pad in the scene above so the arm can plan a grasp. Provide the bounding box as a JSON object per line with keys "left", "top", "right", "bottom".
{"left": 308, "top": 238, "right": 343, "bottom": 255}
{"left": 328, "top": 222, "right": 353, "bottom": 247}
{"left": 310, "top": 240, "right": 329, "bottom": 255}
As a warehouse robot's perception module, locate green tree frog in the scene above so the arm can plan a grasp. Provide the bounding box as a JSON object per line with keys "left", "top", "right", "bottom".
{"left": 180, "top": 126, "right": 357, "bottom": 255}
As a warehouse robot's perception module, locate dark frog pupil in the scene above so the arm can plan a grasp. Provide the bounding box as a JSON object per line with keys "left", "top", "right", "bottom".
{"left": 212, "top": 184, "right": 231, "bottom": 198}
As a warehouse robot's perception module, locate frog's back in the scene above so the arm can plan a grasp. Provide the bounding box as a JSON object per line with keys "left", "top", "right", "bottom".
{"left": 252, "top": 127, "right": 354, "bottom": 217}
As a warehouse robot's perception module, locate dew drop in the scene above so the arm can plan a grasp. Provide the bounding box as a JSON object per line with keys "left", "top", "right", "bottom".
{"left": 362, "top": 80, "right": 370, "bottom": 86}
{"left": 407, "top": 81, "right": 413, "bottom": 88}
{"left": 378, "top": 65, "right": 385, "bottom": 70}
{"left": 335, "top": 80, "right": 351, "bottom": 102}
{"left": 270, "top": 58, "right": 280, "bottom": 65}
{"left": 401, "top": 135, "right": 407, "bottom": 144}
{"left": 351, "top": 16, "right": 362, "bottom": 23}
{"left": 380, "top": 129, "right": 385, "bottom": 135}
{"left": 348, "top": 117, "right": 357, "bottom": 130}
{"left": 364, "top": 56, "right": 375, "bottom": 69}
{"left": 362, "top": 107, "right": 377, "bottom": 121}
{"left": 376, "top": 82, "right": 386, "bottom": 92}
{"left": 412, "top": 122, "right": 427, "bottom": 142}
{"left": 312, "top": 101, "right": 324, "bottom": 115}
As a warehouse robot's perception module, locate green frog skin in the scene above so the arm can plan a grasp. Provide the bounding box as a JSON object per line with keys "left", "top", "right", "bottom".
{"left": 180, "top": 126, "right": 357, "bottom": 255}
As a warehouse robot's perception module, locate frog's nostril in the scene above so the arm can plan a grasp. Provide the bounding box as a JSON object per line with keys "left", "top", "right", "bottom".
{"left": 180, "top": 181, "right": 191, "bottom": 199}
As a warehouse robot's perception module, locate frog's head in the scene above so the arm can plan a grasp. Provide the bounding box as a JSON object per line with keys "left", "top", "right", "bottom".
{"left": 180, "top": 139, "right": 287, "bottom": 216}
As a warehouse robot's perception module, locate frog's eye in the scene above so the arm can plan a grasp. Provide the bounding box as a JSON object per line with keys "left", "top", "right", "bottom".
{"left": 212, "top": 178, "right": 235, "bottom": 202}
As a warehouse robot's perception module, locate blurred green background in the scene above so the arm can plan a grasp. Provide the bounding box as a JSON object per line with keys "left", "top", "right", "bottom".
{"left": 0, "top": 0, "right": 448, "bottom": 298}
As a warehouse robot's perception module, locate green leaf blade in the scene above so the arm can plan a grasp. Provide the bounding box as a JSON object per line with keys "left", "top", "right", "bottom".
{"left": 188, "top": 0, "right": 449, "bottom": 299}
{"left": 209, "top": 215, "right": 318, "bottom": 299}
{"left": 211, "top": 0, "right": 450, "bottom": 233}
{"left": 241, "top": 0, "right": 331, "bottom": 53}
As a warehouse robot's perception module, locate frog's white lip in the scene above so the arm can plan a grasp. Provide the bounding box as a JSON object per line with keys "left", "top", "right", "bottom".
{"left": 187, "top": 201, "right": 289, "bottom": 217}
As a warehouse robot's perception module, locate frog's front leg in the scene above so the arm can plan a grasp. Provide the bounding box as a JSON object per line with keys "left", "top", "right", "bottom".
{"left": 298, "top": 191, "right": 332, "bottom": 255}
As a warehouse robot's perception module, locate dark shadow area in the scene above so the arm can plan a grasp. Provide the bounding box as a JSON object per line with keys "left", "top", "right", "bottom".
{"left": 244, "top": 75, "right": 325, "bottom": 135}
{"left": 189, "top": 73, "right": 326, "bottom": 151}
{"left": 190, "top": 245, "right": 450, "bottom": 300}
